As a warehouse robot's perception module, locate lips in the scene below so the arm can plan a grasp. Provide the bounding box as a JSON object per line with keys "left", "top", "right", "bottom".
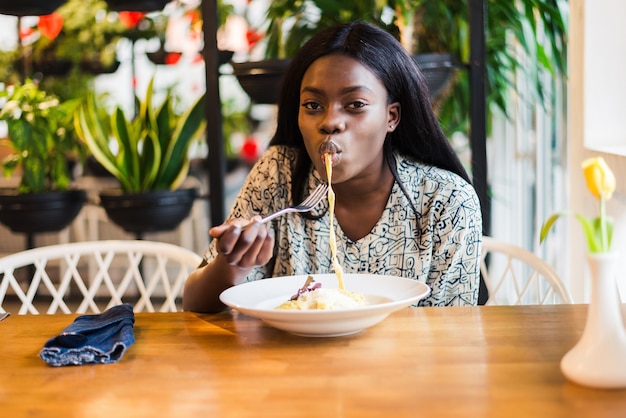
{"left": 318, "top": 140, "right": 342, "bottom": 166}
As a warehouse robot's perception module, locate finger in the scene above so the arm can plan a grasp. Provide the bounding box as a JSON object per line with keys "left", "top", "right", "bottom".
{"left": 214, "top": 224, "right": 242, "bottom": 255}
{"left": 240, "top": 214, "right": 263, "bottom": 230}
{"left": 210, "top": 218, "right": 249, "bottom": 239}
{"left": 209, "top": 225, "right": 228, "bottom": 239}
{"left": 255, "top": 228, "right": 275, "bottom": 265}
{"left": 237, "top": 225, "right": 270, "bottom": 267}
{"left": 225, "top": 221, "right": 264, "bottom": 265}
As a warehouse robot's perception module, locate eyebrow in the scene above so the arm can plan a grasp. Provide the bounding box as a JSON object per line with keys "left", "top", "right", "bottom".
{"left": 300, "top": 85, "right": 374, "bottom": 95}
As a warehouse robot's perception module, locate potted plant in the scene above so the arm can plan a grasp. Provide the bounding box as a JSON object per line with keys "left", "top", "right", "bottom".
{"left": 0, "top": 0, "right": 130, "bottom": 103}
{"left": 0, "top": 0, "right": 176, "bottom": 102}
{"left": 230, "top": 0, "right": 390, "bottom": 103}
{"left": 74, "top": 78, "right": 206, "bottom": 237}
{"left": 143, "top": 0, "right": 233, "bottom": 66}
{"left": 0, "top": 79, "right": 87, "bottom": 242}
{"left": 230, "top": 0, "right": 455, "bottom": 104}
{"left": 230, "top": 0, "right": 566, "bottom": 134}
{"left": 35, "top": 1, "right": 125, "bottom": 70}
{"left": 393, "top": 0, "right": 567, "bottom": 135}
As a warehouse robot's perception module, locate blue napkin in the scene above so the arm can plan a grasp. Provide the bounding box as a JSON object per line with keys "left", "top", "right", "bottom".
{"left": 39, "top": 303, "right": 135, "bottom": 366}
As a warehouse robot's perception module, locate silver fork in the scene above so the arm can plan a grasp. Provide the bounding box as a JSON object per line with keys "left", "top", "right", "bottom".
{"left": 242, "top": 183, "right": 328, "bottom": 229}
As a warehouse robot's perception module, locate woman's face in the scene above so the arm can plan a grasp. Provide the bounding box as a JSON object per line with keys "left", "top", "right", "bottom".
{"left": 298, "top": 54, "right": 400, "bottom": 184}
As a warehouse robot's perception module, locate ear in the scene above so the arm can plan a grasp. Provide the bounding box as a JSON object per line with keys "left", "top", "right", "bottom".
{"left": 387, "top": 102, "right": 401, "bottom": 132}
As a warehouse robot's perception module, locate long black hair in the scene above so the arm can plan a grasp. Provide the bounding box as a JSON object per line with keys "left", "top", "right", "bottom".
{"left": 269, "top": 21, "right": 472, "bottom": 208}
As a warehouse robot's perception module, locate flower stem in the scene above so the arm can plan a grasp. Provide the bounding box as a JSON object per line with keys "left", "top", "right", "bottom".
{"left": 600, "top": 194, "right": 608, "bottom": 251}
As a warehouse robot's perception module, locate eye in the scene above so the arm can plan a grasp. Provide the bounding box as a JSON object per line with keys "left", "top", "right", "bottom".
{"left": 346, "top": 100, "right": 367, "bottom": 110}
{"left": 302, "top": 101, "right": 323, "bottom": 111}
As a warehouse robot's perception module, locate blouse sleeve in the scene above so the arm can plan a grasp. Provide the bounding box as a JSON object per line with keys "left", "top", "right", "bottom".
{"left": 419, "top": 177, "right": 483, "bottom": 307}
{"left": 202, "top": 146, "right": 296, "bottom": 281}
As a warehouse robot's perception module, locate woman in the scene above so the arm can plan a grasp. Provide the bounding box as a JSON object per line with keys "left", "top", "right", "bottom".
{"left": 183, "top": 22, "right": 482, "bottom": 313}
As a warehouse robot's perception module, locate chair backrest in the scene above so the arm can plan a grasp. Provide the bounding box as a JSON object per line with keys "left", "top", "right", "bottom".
{"left": 480, "top": 236, "right": 573, "bottom": 305}
{"left": 0, "top": 240, "right": 203, "bottom": 314}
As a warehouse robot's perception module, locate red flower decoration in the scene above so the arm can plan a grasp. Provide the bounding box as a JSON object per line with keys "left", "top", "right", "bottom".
{"left": 19, "top": 27, "right": 34, "bottom": 40}
{"left": 185, "top": 9, "right": 201, "bottom": 25}
{"left": 118, "top": 11, "right": 145, "bottom": 29}
{"left": 38, "top": 13, "right": 64, "bottom": 40}
{"left": 246, "top": 29, "right": 264, "bottom": 51}
{"left": 240, "top": 137, "right": 260, "bottom": 163}
{"left": 165, "top": 53, "right": 182, "bottom": 65}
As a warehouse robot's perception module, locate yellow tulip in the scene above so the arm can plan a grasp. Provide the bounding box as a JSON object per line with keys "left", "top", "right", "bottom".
{"left": 542, "top": 156, "right": 616, "bottom": 253}
{"left": 582, "top": 157, "right": 616, "bottom": 200}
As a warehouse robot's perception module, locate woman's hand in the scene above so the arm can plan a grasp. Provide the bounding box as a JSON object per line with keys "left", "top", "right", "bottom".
{"left": 209, "top": 216, "right": 274, "bottom": 268}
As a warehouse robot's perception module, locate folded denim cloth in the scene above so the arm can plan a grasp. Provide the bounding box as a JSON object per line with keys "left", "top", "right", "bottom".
{"left": 39, "top": 303, "right": 135, "bottom": 366}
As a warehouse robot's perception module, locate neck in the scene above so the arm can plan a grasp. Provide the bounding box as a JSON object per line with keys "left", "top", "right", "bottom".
{"left": 333, "top": 160, "right": 394, "bottom": 207}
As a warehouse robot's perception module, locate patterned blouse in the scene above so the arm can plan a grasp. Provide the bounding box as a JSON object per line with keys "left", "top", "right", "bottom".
{"left": 204, "top": 145, "right": 483, "bottom": 306}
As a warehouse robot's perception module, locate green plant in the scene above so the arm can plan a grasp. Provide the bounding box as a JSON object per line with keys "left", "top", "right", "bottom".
{"left": 263, "top": 0, "right": 399, "bottom": 59}
{"left": 0, "top": 80, "right": 86, "bottom": 193}
{"left": 402, "top": 0, "right": 567, "bottom": 135}
{"left": 0, "top": 0, "right": 157, "bottom": 101}
{"left": 252, "top": 0, "right": 567, "bottom": 137}
{"left": 75, "top": 78, "right": 206, "bottom": 193}
{"left": 37, "top": 0, "right": 125, "bottom": 66}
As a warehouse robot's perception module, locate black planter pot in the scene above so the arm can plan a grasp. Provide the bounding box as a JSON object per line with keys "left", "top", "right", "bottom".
{"left": 146, "top": 48, "right": 182, "bottom": 66}
{"left": 232, "top": 53, "right": 456, "bottom": 105}
{"left": 80, "top": 59, "right": 121, "bottom": 75}
{"left": 105, "top": 0, "right": 169, "bottom": 12}
{"left": 0, "top": 189, "right": 86, "bottom": 234}
{"left": 0, "top": 0, "right": 67, "bottom": 16}
{"left": 99, "top": 188, "right": 197, "bottom": 236}
{"left": 414, "top": 53, "right": 456, "bottom": 98}
{"left": 27, "top": 59, "right": 73, "bottom": 77}
{"left": 148, "top": 47, "right": 234, "bottom": 66}
{"left": 231, "top": 59, "right": 291, "bottom": 104}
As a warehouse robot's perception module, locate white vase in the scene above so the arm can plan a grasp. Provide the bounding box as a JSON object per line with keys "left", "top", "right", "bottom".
{"left": 560, "top": 252, "right": 626, "bottom": 388}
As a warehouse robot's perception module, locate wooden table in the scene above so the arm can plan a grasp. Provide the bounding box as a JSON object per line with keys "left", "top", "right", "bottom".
{"left": 2, "top": 305, "right": 626, "bottom": 418}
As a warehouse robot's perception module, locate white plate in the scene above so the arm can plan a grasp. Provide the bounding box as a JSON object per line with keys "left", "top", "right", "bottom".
{"left": 219, "top": 273, "right": 431, "bottom": 337}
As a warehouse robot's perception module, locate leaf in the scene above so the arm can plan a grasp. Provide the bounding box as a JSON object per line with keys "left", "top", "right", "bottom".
{"left": 111, "top": 107, "right": 140, "bottom": 192}
{"left": 540, "top": 210, "right": 609, "bottom": 253}
{"left": 74, "top": 76, "right": 206, "bottom": 192}
{"left": 76, "top": 101, "right": 132, "bottom": 191}
{"left": 139, "top": 77, "right": 155, "bottom": 125}
{"left": 155, "top": 96, "right": 173, "bottom": 161}
{"left": 168, "top": 158, "right": 191, "bottom": 191}
{"left": 575, "top": 214, "right": 601, "bottom": 253}
{"left": 590, "top": 215, "right": 615, "bottom": 253}
{"left": 154, "top": 94, "right": 206, "bottom": 189}
{"left": 607, "top": 217, "right": 614, "bottom": 249}
{"left": 539, "top": 211, "right": 567, "bottom": 243}
{"left": 139, "top": 130, "right": 161, "bottom": 191}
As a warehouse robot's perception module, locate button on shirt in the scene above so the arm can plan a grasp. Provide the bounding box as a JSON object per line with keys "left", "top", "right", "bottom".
{"left": 204, "top": 145, "right": 483, "bottom": 307}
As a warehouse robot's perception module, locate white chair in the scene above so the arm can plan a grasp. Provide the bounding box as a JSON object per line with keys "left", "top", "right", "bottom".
{"left": 480, "top": 236, "right": 573, "bottom": 305}
{"left": 0, "top": 240, "right": 203, "bottom": 314}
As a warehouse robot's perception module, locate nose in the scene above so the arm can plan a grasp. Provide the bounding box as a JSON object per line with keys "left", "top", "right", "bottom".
{"left": 319, "top": 107, "right": 345, "bottom": 135}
